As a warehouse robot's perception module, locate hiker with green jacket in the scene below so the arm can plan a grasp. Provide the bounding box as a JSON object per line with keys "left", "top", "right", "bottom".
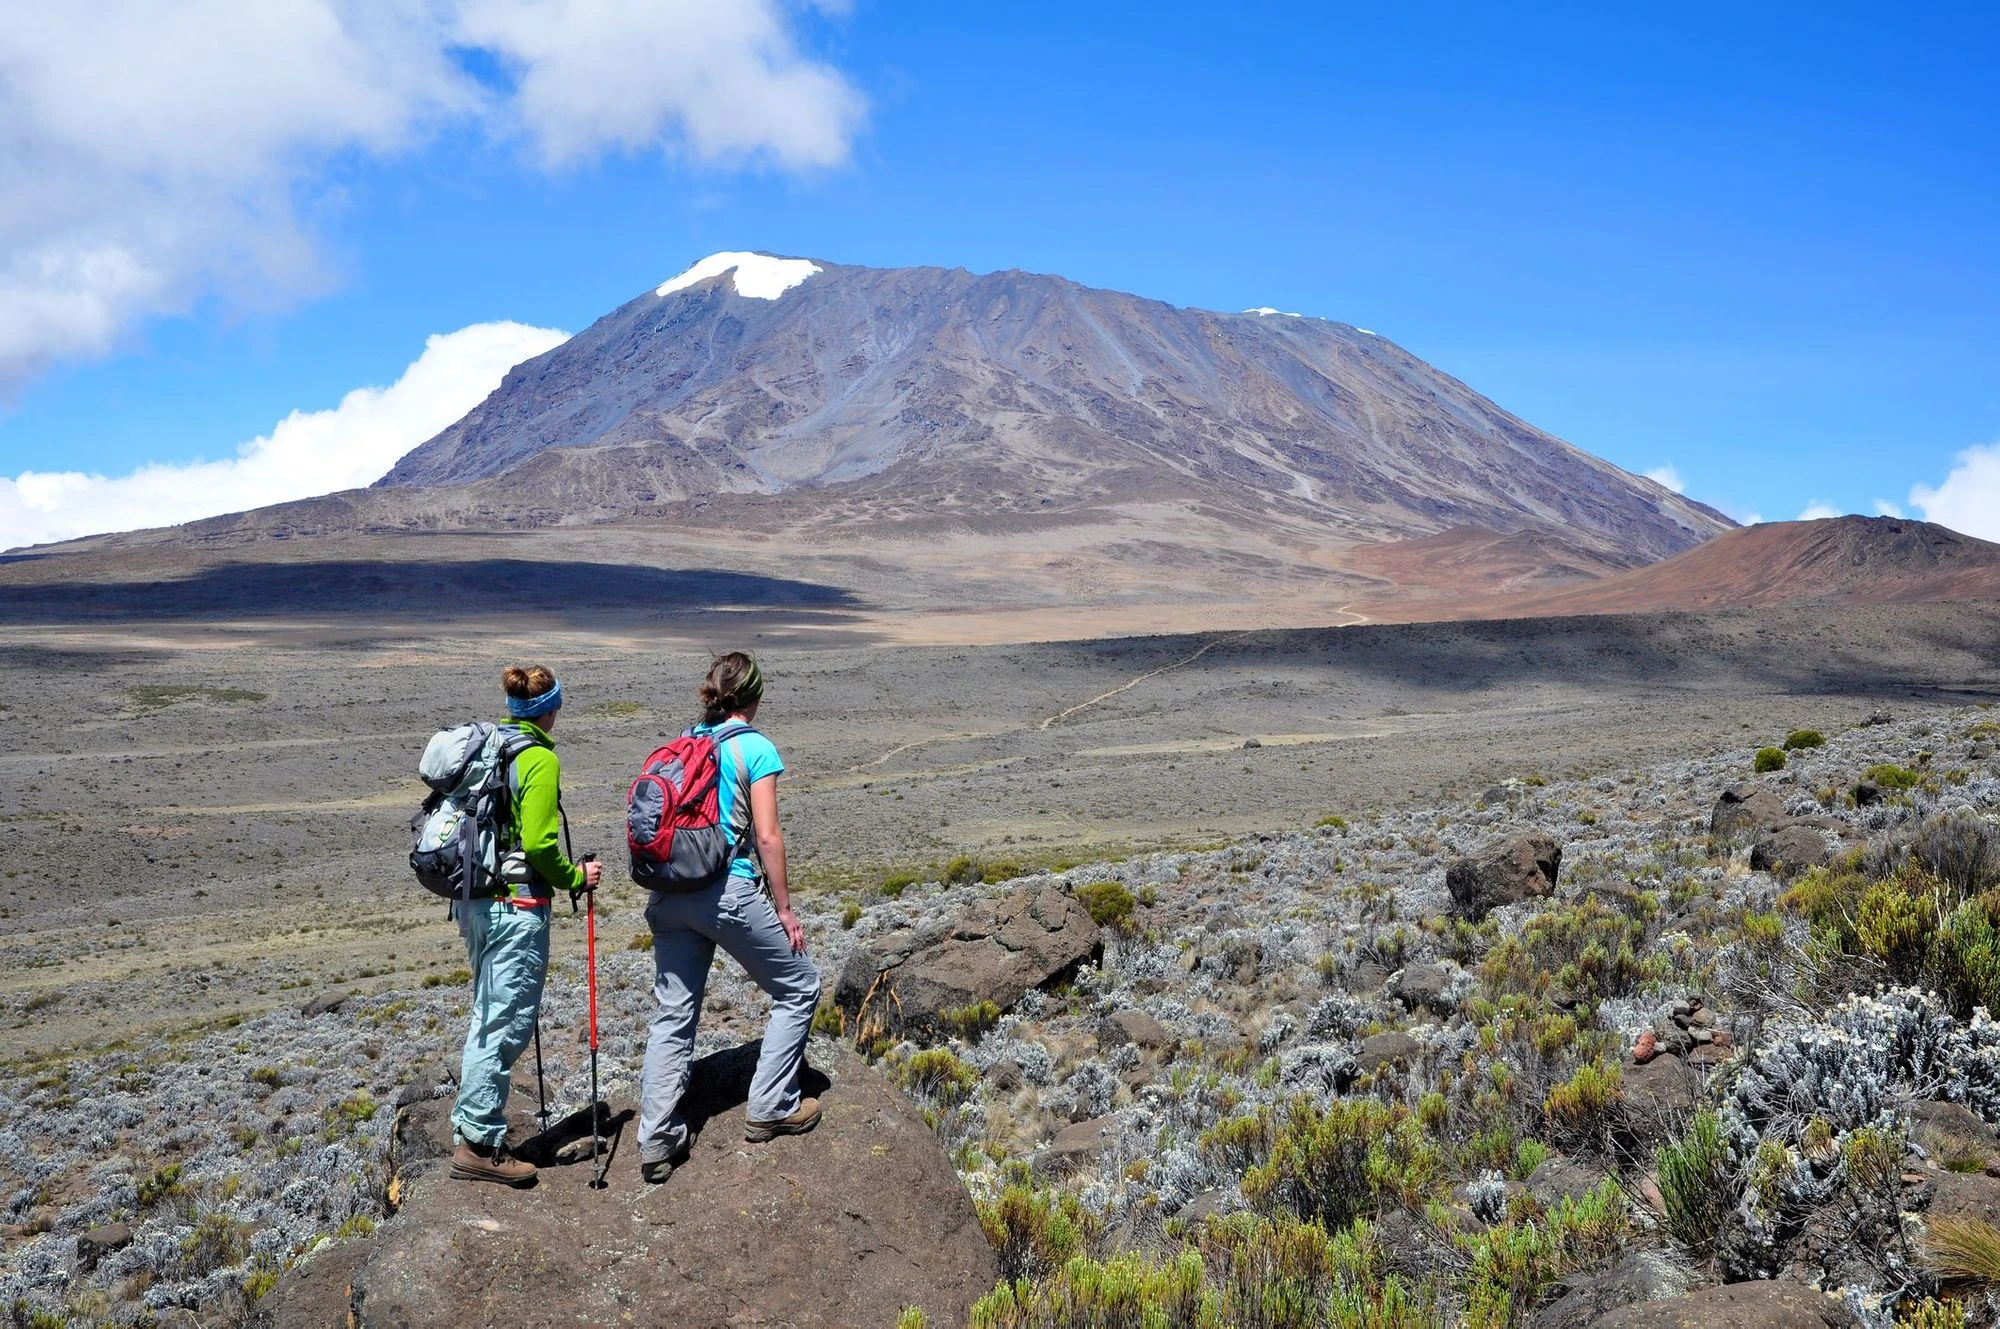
{"left": 450, "top": 665, "right": 602, "bottom": 1187}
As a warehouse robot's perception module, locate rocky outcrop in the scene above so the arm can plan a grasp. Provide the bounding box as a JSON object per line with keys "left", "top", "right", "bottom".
{"left": 1530, "top": 1249, "right": 1698, "bottom": 1328}
{"left": 259, "top": 1039, "right": 996, "bottom": 1329}
{"left": 1709, "top": 784, "right": 1789, "bottom": 841}
{"left": 1446, "top": 833, "right": 1561, "bottom": 920}
{"left": 1750, "top": 821, "right": 1844, "bottom": 878}
{"left": 834, "top": 884, "right": 1102, "bottom": 1039}
{"left": 1590, "top": 1278, "right": 1857, "bottom": 1327}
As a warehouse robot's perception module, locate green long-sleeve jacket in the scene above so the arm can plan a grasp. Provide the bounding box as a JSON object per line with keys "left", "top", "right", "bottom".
{"left": 505, "top": 719, "right": 585, "bottom": 894}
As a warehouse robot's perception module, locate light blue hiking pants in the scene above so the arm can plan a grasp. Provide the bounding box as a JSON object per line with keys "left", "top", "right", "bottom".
{"left": 638, "top": 874, "right": 821, "bottom": 1163}
{"left": 451, "top": 898, "right": 550, "bottom": 1148}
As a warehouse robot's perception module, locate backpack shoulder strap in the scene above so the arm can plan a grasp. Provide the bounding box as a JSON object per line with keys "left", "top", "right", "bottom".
{"left": 497, "top": 725, "right": 550, "bottom": 801}
{"left": 704, "top": 722, "right": 760, "bottom": 847}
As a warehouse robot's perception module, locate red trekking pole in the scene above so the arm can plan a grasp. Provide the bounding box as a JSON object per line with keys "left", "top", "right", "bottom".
{"left": 582, "top": 854, "right": 609, "bottom": 1189}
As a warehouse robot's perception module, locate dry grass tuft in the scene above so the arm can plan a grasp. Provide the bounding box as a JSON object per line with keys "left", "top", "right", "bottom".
{"left": 1925, "top": 1214, "right": 2000, "bottom": 1284}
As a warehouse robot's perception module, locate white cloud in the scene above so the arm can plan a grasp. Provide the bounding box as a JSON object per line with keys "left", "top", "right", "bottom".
{"left": 0, "top": 319, "right": 566, "bottom": 551}
{"left": 1797, "top": 502, "right": 1842, "bottom": 521}
{"left": 1873, "top": 499, "right": 1905, "bottom": 518}
{"left": 1643, "top": 465, "right": 1684, "bottom": 494}
{"left": 1910, "top": 441, "right": 2000, "bottom": 541}
{"left": 0, "top": 1, "right": 862, "bottom": 391}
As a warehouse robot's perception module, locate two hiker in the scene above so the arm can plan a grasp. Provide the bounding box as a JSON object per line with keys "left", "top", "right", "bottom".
{"left": 438, "top": 654, "right": 819, "bottom": 1188}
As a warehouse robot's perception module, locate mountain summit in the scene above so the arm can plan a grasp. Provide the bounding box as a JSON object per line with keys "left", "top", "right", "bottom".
{"left": 376, "top": 253, "right": 1728, "bottom": 568}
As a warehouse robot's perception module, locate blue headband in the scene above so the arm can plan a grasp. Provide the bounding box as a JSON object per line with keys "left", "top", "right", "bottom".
{"left": 507, "top": 678, "right": 562, "bottom": 719}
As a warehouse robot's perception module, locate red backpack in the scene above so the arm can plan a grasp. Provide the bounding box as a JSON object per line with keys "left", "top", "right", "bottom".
{"left": 626, "top": 722, "right": 756, "bottom": 892}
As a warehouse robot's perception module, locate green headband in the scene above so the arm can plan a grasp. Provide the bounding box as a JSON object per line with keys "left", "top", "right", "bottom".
{"left": 737, "top": 657, "right": 764, "bottom": 703}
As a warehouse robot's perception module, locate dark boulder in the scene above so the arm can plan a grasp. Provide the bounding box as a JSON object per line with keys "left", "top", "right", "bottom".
{"left": 1097, "top": 1009, "right": 1172, "bottom": 1052}
{"left": 1530, "top": 1248, "right": 1698, "bottom": 1328}
{"left": 1525, "top": 1155, "right": 1611, "bottom": 1210}
{"left": 259, "top": 1039, "right": 996, "bottom": 1329}
{"left": 1037, "top": 1114, "right": 1122, "bottom": 1178}
{"left": 1355, "top": 1031, "right": 1421, "bottom": 1076}
{"left": 1710, "top": 784, "right": 1789, "bottom": 841}
{"left": 1927, "top": 1169, "right": 2000, "bottom": 1226}
{"left": 1446, "top": 833, "right": 1561, "bottom": 920}
{"left": 75, "top": 1223, "right": 133, "bottom": 1274}
{"left": 1750, "top": 823, "right": 1839, "bottom": 878}
{"left": 1619, "top": 1054, "right": 1699, "bottom": 1144}
{"left": 834, "top": 884, "right": 1101, "bottom": 1040}
{"left": 1387, "top": 964, "right": 1460, "bottom": 1014}
{"left": 1591, "top": 1278, "right": 1857, "bottom": 1327}
{"left": 300, "top": 991, "right": 348, "bottom": 1017}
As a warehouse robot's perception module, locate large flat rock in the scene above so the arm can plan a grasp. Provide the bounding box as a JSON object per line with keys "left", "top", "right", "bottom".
{"left": 260, "top": 1039, "right": 995, "bottom": 1329}
{"left": 835, "top": 883, "right": 1102, "bottom": 1039}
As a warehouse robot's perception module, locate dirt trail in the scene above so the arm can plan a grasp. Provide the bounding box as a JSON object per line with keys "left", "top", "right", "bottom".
{"left": 1038, "top": 632, "right": 1251, "bottom": 730}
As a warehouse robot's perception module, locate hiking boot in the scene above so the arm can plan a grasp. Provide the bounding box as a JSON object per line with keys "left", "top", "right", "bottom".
{"left": 744, "top": 1097, "right": 821, "bottom": 1143}
{"left": 640, "top": 1149, "right": 687, "bottom": 1185}
{"left": 450, "top": 1139, "right": 538, "bottom": 1188}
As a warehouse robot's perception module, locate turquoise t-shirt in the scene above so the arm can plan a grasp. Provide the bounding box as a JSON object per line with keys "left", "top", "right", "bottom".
{"left": 692, "top": 721, "right": 785, "bottom": 878}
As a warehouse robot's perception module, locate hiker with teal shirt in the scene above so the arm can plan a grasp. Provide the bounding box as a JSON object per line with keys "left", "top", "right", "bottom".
{"left": 450, "top": 665, "right": 603, "bottom": 1187}
{"left": 636, "top": 652, "right": 822, "bottom": 1183}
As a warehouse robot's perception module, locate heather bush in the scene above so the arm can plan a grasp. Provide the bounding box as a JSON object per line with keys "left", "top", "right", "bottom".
{"left": 1782, "top": 729, "right": 1827, "bottom": 751}
{"left": 1480, "top": 897, "right": 1656, "bottom": 1006}
{"left": 977, "top": 1169, "right": 1102, "bottom": 1283}
{"left": 1076, "top": 881, "right": 1138, "bottom": 929}
{"left": 1541, "top": 1059, "right": 1623, "bottom": 1149}
{"left": 1754, "top": 747, "right": 1788, "bottom": 773}
{"left": 1867, "top": 763, "right": 1922, "bottom": 791}
{"left": 1458, "top": 1180, "right": 1628, "bottom": 1328}
{"left": 1237, "top": 1097, "right": 1441, "bottom": 1229}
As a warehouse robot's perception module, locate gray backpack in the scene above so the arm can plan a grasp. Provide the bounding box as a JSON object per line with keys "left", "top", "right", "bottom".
{"left": 409, "top": 723, "right": 544, "bottom": 906}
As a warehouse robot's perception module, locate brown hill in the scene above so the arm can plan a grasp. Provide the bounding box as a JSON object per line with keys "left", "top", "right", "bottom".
{"left": 1393, "top": 516, "right": 2000, "bottom": 620}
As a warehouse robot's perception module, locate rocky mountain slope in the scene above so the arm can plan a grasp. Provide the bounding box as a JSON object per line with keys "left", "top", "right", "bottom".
{"left": 368, "top": 252, "right": 1726, "bottom": 567}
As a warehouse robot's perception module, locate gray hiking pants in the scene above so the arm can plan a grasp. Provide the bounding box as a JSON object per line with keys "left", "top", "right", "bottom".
{"left": 638, "top": 873, "right": 821, "bottom": 1163}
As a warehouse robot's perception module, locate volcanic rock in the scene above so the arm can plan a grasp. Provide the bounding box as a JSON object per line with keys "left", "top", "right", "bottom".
{"left": 1590, "top": 1278, "right": 1857, "bottom": 1327}
{"left": 1038, "top": 1115, "right": 1122, "bottom": 1178}
{"left": 1098, "top": 1009, "right": 1172, "bottom": 1052}
{"left": 1355, "top": 1031, "right": 1422, "bottom": 1075}
{"left": 75, "top": 1224, "right": 132, "bottom": 1274}
{"left": 1531, "top": 1248, "right": 1699, "bottom": 1328}
{"left": 1388, "top": 964, "right": 1460, "bottom": 1014}
{"left": 833, "top": 884, "right": 1102, "bottom": 1039}
{"left": 1710, "top": 784, "right": 1789, "bottom": 841}
{"left": 259, "top": 1039, "right": 994, "bottom": 1329}
{"left": 1750, "top": 822, "right": 1842, "bottom": 878}
{"left": 1445, "top": 833, "right": 1561, "bottom": 920}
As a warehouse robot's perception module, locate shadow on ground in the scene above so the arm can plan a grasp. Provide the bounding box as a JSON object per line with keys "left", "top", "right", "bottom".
{"left": 0, "top": 559, "right": 867, "bottom": 629}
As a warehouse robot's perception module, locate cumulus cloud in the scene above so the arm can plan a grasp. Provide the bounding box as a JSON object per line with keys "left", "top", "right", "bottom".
{"left": 0, "top": 1, "right": 862, "bottom": 391}
{"left": 1797, "top": 502, "right": 1841, "bottom": 521}
{"left": 1643, "top": 465, "right": 1685, "bottom": 494}
{"left": 1910, "top": 442, "right": 2000, "bottom": 541}
{"left": 1873, "top": 499, "right": 1905, "bottom": 518}
{"left": 0, "top": 319, "right": 567, "bottom": 551}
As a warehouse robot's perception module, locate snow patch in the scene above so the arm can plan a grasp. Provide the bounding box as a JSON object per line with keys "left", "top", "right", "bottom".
{"left": 656, "top": 252, "right": 821, "bottom": 301}
{"left": 1245, "top": 306, "right": 1300, "bottom": 318}
{"left": 1355, "top": 328, "right": 1377, "bottom": 336}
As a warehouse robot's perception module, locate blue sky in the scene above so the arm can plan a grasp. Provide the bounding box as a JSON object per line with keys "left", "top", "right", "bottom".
{"left": 2, "top": 1, "right": 1996, "bottom": 544}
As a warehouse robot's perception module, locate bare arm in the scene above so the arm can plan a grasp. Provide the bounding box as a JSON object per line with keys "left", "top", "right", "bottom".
{"left": 750, "top": 774, "right": 803, "bottom": 952}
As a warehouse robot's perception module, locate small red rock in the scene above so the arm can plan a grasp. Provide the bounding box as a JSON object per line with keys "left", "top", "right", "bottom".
{"left": 1710, "top": 1029, "right": 1733, "bottom": 1050}
{"left": 1633, "top": 1031, "right": 1658, "bottom": 1063}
